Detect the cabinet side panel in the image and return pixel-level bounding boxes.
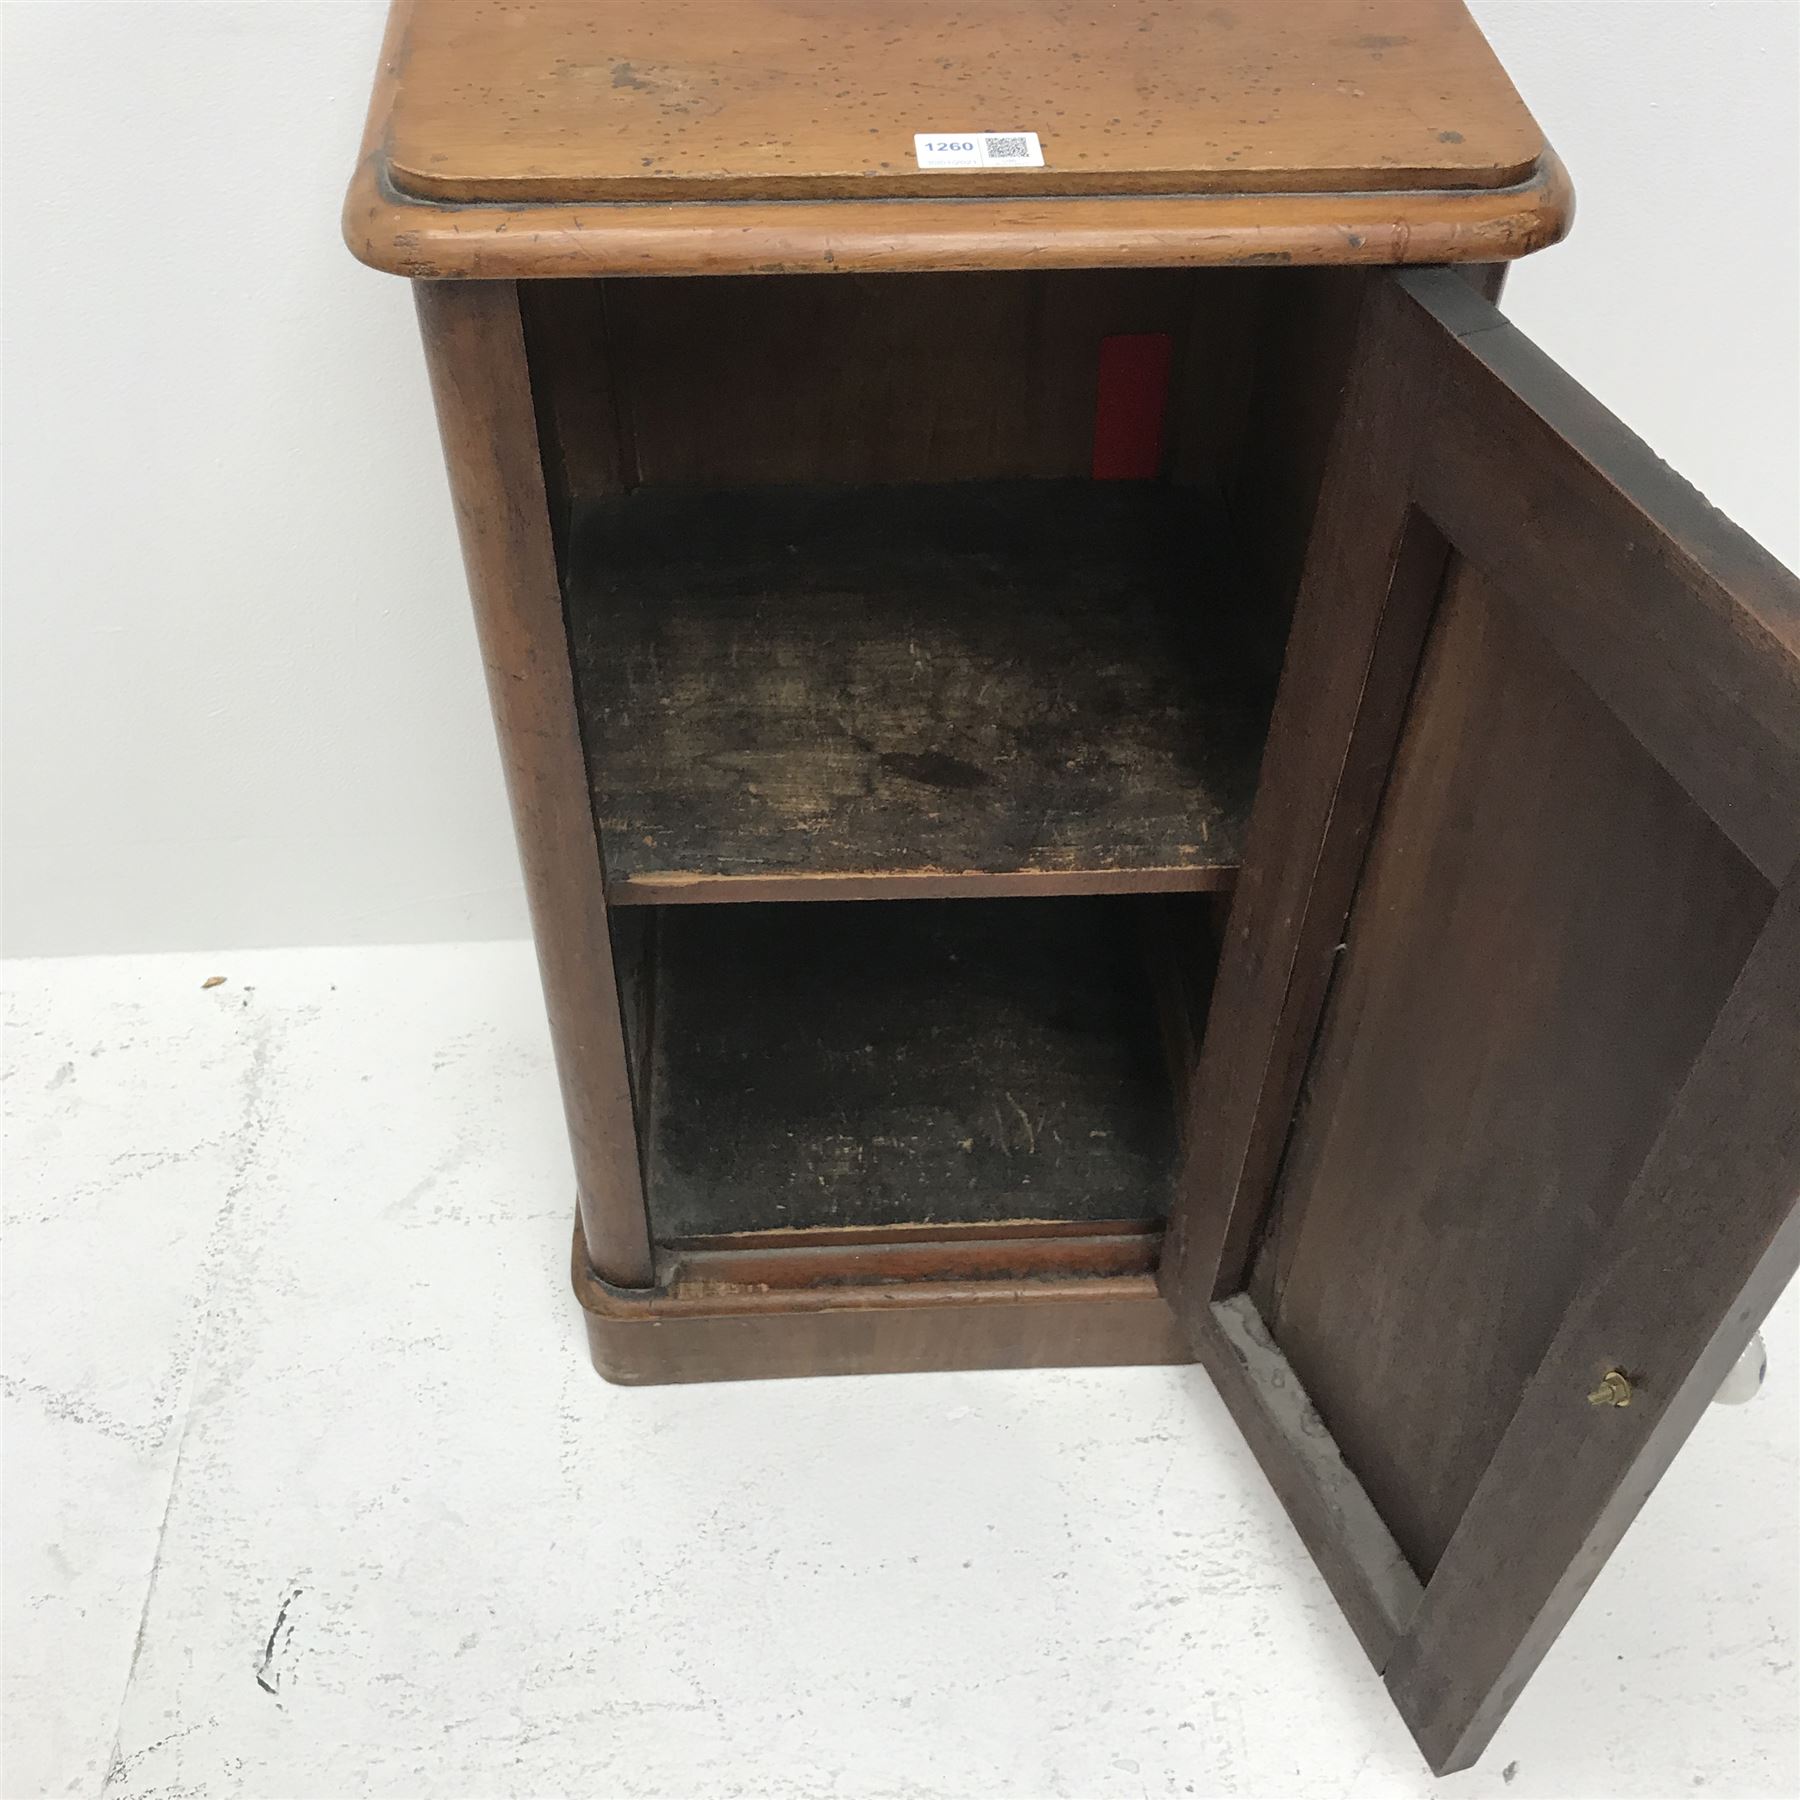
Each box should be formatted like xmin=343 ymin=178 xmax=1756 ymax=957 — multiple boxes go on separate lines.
xmin=1250 ymin=567 xmax=1772 ymax=1577
xmin=1223 ymin=268 xmax=1370 ymax=658
xmin=415 ymin=279 xmax=654 ymax=1286
xmin=518 ymin=281 xmax=633 ymax=559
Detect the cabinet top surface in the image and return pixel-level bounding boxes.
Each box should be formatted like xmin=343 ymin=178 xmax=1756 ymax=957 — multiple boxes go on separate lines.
xmin=381 ymin=0 xmax=1548 ymax=204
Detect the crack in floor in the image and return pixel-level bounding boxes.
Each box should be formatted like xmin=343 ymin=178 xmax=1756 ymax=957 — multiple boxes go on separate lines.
xmin=96 ymin=1002 xmax=286 ymax=1799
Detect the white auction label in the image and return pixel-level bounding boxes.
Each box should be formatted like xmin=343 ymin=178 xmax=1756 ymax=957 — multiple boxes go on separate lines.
xmin=913 ymin=132 xmax=1045 ymax=170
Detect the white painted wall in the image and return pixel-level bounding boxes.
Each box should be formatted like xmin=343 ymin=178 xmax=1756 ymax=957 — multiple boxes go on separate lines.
xmin=3 ymin=1 xmax=1796 ymax=957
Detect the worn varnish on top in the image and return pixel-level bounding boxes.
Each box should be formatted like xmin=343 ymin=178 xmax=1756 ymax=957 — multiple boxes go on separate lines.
xmin=388 ymin=0 xmax=1547 ymax=201
xmin=350 ymin=0 xmax=1570 ymax=275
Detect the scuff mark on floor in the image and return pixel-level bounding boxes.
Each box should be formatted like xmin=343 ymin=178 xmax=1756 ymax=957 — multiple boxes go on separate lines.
xmin=255 ymin=1584 xmax=304 ymax=1697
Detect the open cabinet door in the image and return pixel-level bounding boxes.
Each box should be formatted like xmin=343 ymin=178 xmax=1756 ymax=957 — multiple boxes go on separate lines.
xmin=1162 ymin=268 xmax=1800 ymax=1774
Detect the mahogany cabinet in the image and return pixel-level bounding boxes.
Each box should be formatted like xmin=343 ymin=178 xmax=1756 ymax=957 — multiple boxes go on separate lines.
xmin=348 ymin=0 xmax=1799 ymax=1774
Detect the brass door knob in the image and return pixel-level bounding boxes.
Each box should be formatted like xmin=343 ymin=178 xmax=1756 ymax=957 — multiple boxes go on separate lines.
xmin=1588 ymin=1369 xmax=1632 ymax=1408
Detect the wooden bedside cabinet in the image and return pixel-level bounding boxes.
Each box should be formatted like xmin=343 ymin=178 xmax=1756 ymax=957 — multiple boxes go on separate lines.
xmin=347 ymin=0 xmax=1799 ymax=1773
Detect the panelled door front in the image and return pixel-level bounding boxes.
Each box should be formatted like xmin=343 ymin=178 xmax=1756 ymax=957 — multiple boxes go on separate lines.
xmin=1164 ymin=268 xmax=1800 ymax=1773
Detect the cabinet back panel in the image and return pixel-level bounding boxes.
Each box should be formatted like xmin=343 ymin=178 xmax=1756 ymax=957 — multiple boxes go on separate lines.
xmin=1247 ymin=565 xmax=1773 ymax=1580
xmin=523 ymin=270 xmax=1269 ymax=496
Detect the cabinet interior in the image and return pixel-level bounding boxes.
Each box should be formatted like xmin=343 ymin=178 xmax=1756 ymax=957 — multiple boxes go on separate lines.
xmin=522 ymin=267 xmax=1365 ymax=1263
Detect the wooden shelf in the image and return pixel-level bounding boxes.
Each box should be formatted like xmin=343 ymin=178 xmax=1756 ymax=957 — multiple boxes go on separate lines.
xmin=638 ymin=898 xmax=1178 ymax=1239
xmin=567 ymin=481 xmax=1270 ymax=904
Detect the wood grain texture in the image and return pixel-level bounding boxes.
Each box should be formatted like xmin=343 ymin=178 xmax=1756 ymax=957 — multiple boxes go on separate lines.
xmin=1248 ymin=565 xmax=1773 ymax=1577
xmin=384 ymin=0 xmax=1549 ymax=204
xmin=574 ymin=1223 xmax=1191 ymax=1383
xmin=601 ymin=271 xmax=1218 ymax=488
xmin=568 ymin=483 xmax=1269 ymax=901
xmin=1224 ymin=268 xmax=1372 ymax=656
xmin=660 ymin=1216 xmax=1163 ymax=1252
xmin=414 ymin=281 xmax=654 ymax=1287
xmin=343 ymin=0 xmax=1569 ymax=277
xmin=345 ymin=0 xmax=1570 ymax=282
xmin=1160 ymin=276 xmax=1442 ymax=1315
xmin=521 ymin=270 xmax=1267 ymax=560
xmin=640 ymin=898 xmax=1177 ymax=1236
xmin=667 ymin=1226 xmax=1161 ymax=1289
xmin=517 ymin=281 xmax=630 ymax=555
xmin=347 ymin=152 xmax=1574 ymax=280
xmin=1387 ymin=876 xmax=1800 ymax=1772
xmin=1403 ymin=277 xmax=1800 ymax=886
xmin=1139 ymin=892 xmax=1228 ymax=1139
xmin=1164 ymin=266 xmax=1800 ymax=1774
xmin=1170 ymin=272 xmax=1270 ymax=493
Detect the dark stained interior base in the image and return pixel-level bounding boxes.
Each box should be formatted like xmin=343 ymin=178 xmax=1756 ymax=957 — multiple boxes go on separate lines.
xmin=567 ymin=480 xmax=1271 ymax=902
xmin=636 ymin=896 xmax=1184 ymax=1239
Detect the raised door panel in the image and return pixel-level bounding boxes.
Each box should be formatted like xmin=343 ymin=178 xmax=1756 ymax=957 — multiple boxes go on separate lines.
xmin=1248 ymin=559 xmax=1773 ymax=1580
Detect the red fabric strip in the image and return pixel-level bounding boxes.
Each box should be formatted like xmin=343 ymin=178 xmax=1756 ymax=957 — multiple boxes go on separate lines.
xmin=1091 ymin=332 xmax=1174 ymax=481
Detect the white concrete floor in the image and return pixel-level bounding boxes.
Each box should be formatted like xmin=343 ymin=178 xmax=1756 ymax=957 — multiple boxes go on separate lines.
xmin=3 ymin=942 xmax=1795 ymax=1800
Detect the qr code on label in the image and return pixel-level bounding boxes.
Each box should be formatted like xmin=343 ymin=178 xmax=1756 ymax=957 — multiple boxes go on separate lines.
xmin=913 ymin=131 xmax=1046 ymax=170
